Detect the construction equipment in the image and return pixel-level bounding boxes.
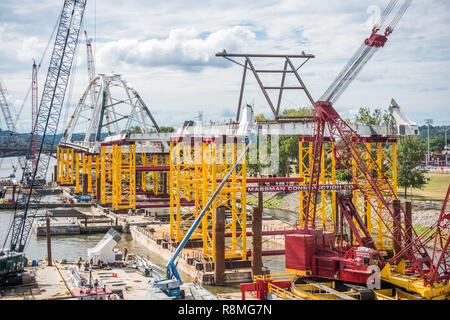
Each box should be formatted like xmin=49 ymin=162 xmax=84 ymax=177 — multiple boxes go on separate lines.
xmin=293 ymin=0 xmax=449 ymax=299
xmin=30 ymin=61 xmax=39 ymax=177
xmin=0 ymin=79 xmax=27 ymax=177
xmin=1 ymin=0 xmax=87 ymax=282
xmin=155 ymin=138 xmax=252 ymax=297
xmin=67 ymin=194 xmax=91 ymax=202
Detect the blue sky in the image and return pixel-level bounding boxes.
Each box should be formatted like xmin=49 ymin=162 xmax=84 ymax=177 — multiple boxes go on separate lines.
xmin=0 ymin=0 xmax=449 ymax=132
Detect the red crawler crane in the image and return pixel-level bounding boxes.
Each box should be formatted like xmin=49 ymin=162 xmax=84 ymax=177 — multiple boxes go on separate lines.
xmin=241 ymin=1 xmax=448 ymax=300
xmin=298 ymin=0 xmax=449 ymax=296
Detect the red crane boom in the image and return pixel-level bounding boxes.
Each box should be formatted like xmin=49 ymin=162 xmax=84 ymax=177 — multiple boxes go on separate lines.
xmin=302 ymin=0 xmax=449 ymax=287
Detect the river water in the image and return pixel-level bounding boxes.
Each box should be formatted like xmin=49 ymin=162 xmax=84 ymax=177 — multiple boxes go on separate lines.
xmin=0 ymin=156 xmax=57 ymax=182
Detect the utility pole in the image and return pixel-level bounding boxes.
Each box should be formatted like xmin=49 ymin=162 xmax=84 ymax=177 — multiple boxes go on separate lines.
xmin=425 ymin=119 xmax=433 ymax=167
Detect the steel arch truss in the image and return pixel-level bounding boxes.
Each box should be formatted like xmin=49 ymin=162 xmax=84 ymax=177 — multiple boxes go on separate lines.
xmin=61 ymin=73 xmax=160 ymax=148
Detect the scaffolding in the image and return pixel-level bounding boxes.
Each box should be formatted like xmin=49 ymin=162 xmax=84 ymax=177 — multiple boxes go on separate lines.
xmin=169 ymin=137 xmax=203 ymax=242
xmin=169 ymin=136 xmax=248 ymax=261
xmin=299 ymin=137 xmax=336 ymax=232
xmin=351 ymin=137 xmax=397 ymax=250
xmin=202 ymin=137 xmax=247 ymax=261
xmin=75 ymin=151 xmax=84 ymax=193
xmin=100 ymin=143 xmax=114 ymax=205
xmin=82 ymin=152 xmax=99 ymax=196
xmin=57 ymin=146 xmax=75 ymax=185
xmin=112 ymin=142 xmax=136 ymax=210
xmin=298 ymin=136 xmax=398 ymax=250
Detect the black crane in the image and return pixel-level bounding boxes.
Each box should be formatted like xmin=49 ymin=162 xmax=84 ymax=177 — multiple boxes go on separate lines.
xmin=1 ymin=0 xmax=87 ymax=282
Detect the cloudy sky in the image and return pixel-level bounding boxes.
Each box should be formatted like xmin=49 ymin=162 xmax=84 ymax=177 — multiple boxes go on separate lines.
xmin=0 ymin=0 xmax=449 ymax=133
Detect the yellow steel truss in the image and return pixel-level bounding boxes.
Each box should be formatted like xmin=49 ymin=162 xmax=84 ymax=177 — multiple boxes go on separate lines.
xmin=202 ymin=138 xmax=247 ymax=261
xmin=352 ymin=138 xmax=397 ymax=250
xmin=81 ymin=153 xmax=99 ymax=195
xmin=57 ymin=147 xmax=75 ymax=185
xmin=169 ymin=138 xmax=203 ymax=242
xmin=112 ymin=142 xmax=136 ymax=210
xmin=140 ymin=153 xmax=169 ymax=195
xmin=75 ymin=151 xmax=84 ymax=193
xmin=169 ymin=137 xmax=247 ymax=261
xmin=299 ymin=138 xmax=336 ymax=232
xmin=100 ymin=144 xmax=114 ymax=205
xmin=298 ymin=137 xmax=397 ymax=249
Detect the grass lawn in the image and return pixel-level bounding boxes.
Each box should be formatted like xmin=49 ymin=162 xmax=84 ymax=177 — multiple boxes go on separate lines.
xmin=406 ymin=173 xmax=450 ymax=202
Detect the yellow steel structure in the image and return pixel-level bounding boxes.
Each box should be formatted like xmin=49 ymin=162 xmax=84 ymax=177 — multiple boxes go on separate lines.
xmin=299 ymin=137 xmax=336 ymax=232
xmin=100 ymin=143 xmax=114 ymax=205
xmin=112 ymin=142 xmax=136 ymax=210
xmin=81 ymin=153 xmax=99 ymax=195
xmin=298 ymin=136 xmax=398 ymax=250
xmin=140 ymin=153 xmax=169 ymax=195
xmin=57 ymin=146 xmax=75 ymax=185
xmin=169 ymin=138 xmax=203 ymax=242
xmin=351 ymin=137 xmax=397 ymax=250
xmin=268 ymin=283 xmax=305 ymax=300
xmin=380 ymin=262 xmax=450 ymax=300
xmin=201 ymin=137 xmax=247 ymax=261
xmin=169 ymin=136 xmax=248 ymax=262
xmin=75 ymin=151 xmax=84 ymax=193
xmin=140 ymin=153 xmax=150 ymax=192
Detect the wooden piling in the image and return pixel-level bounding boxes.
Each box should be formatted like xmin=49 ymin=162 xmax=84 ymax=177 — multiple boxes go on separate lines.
xmin=82 ymin=174 xmax=88 ymax=195
xmin=46 ymin=218 xmax=52 ymax=266
xmin=251 ymin=207 xmax=263 ymax=277
xmin=214 ymin=206 xmax=226 ymax=285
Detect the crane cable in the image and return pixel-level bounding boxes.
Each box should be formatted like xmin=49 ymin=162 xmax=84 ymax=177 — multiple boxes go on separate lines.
xmin=388 ymin=0 xmax=412 ymax=31
xmin=13 ymin=14 xmax=60 ymax=130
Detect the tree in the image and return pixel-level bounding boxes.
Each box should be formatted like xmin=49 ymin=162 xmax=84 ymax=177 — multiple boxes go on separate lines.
xmin=127 ymin=126 xmax=142 ymax=134
xmin=354 ymin=107 xmax=394 ymax=126
xmin=336 ymin=106 xmax=396 ymax=182
xmin=160 ymin=126 xmax=175 ymax=133
xmin=254 ymin=113 xmax=268 ymax=122
xmin=397 ymin=136 xmax=427 ymax=199
xmin=250 ymin=107 xmax=313 ymax=177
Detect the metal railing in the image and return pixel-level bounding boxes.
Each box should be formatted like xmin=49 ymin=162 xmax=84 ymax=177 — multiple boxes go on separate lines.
xmin=267 ymin=283 xmax=304 ymax=300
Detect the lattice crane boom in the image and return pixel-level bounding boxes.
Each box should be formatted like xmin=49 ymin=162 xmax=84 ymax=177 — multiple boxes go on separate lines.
xmin=6 ymin=0 xmax=87 ymax=253
xmin=320 ymin=0 xmax=412 ymax=104
xmin=305 ymin=0 xmax=412 ymax=230
xmin=31 ymin=60 xmax=39 ymax=175
xmin=304 ymin=0 xmax=449 ymax=287
xmin=0 ymin=80 xmax=27 ymax=172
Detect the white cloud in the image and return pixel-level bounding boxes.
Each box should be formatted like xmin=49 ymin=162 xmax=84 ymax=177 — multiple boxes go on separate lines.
xmin=0 ymin=0 xmax=449 ymax=130
xmin=96 ymin=26 xmax=256 ymax=71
